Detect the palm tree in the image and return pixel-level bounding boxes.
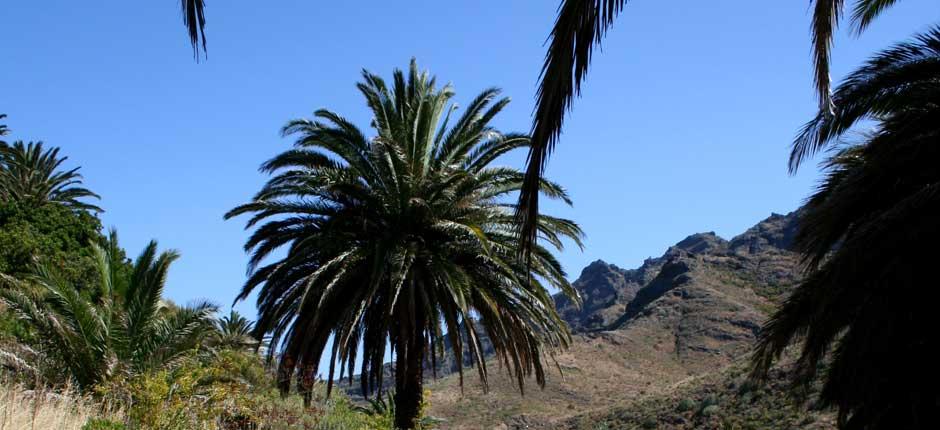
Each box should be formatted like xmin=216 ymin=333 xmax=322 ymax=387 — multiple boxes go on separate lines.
xmin=208 ymin=309 xmax=259 ymax=353
xmin=226 ymin=59 xmax=583 ymax=429
xmin=0 ymin=141 xmax=102 ymax=212
xmin=751 ymin=26 xmax=940 ymax=429
xmin=0 ymin=230 xmax=217 ymax=389
xmin=517 ymin=0 xmax=913 ymax=251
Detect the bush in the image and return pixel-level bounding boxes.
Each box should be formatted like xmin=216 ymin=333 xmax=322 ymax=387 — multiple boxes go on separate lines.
xmin=701 ymin=405 xmax=721 ymax=417
xmin=699 ymin=394 xmax=719 ymax=411
xmin=0 ymin=201 xmax=105 ymax=290
xmin=677 ymin=398 xmax=697 ymax=412
xmin=95 ymin=350 xmax=384 ymax=430
xmin=736 ymin=379 xmax=760 ymax=396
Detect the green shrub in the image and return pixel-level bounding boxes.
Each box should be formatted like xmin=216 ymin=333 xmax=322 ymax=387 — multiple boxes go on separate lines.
xmin=677 ymin=398 xmax=697 ymax=412
xmin=736 ymin=379 xmax=760 ymax=396
xmin=94 ymin=350 xmax=386 ymax=430
xmin=702 ymin=405 xmax=721 ymax=417
xmin=699 ymin=394 xmax=719 ymax=411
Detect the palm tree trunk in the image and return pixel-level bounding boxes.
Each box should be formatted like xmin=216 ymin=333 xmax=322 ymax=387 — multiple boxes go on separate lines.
xmin=393 ymin=307 xmax=426 ymax=429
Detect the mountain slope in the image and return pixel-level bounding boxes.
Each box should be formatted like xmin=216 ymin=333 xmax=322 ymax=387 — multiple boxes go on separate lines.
xmin=426 ymin=211 xmax=823 ymax=429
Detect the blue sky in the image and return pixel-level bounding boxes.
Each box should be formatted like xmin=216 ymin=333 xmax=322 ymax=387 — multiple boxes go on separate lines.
xmin=2 ymin=0 xmax=937 ymax=321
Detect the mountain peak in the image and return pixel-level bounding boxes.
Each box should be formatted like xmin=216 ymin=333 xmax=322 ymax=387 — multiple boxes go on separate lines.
xmin=670 ymin=231 xmax=728 ymax=255
xmin=729 ymin=211 xmax=800 ymax=254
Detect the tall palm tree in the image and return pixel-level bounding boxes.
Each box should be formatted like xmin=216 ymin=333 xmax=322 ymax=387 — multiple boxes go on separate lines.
xmin=0 ymin=141 xmax=102 ymax=212
xmin=751 ymin=26 xmax=940 ymax=429
xmin=226 ymin=59 xmax=583 ymax=429
xmin=0 ymin=230 xmax=217 ymax=389
xmin=518 ymin=0 xmax=912 ymax=251
xmin=209 ymin=309 xmax=259 ymax=353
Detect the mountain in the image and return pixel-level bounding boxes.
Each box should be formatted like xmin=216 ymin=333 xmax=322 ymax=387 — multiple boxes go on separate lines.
xmin=425 ymin=211 xmax=829 ymax=429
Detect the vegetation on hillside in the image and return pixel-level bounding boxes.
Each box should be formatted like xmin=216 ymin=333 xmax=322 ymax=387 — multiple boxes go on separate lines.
xmin=562 ymin=359 xmax=834 ymax=430
xmin=227 ymin=59 xmax=583 ymax=429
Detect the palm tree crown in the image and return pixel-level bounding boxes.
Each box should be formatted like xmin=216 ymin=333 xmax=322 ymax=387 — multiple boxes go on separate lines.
xmin=0 ymin=141 xmax=102 ymax=212
xmin=227 ymin=59 xmax=583 ymax=429
xmin=209 ymin=310 xmax=259 ymax=353
xmin=0 ymin=230 xmax=217 ymax=388
xmin=752 ymin=26 xmax=940 ymax=429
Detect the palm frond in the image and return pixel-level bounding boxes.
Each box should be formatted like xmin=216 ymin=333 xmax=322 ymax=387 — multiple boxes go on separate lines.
xmin=520 ymin=0 xmax=627 ymax=258
xmin=181 ymin=0 xmax=207 ymax=60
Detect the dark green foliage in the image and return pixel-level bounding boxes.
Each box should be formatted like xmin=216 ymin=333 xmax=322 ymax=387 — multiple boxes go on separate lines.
xmin=0 ymin=141 xmax=102 ymax=213
xmin=0 ymin=201 xmax=104 ymax=289
xmin=228 ymin=59 xmax=582 ymax=429
xmin=753 ymin=26 xmax=940 ymax=429
xmin=677 ymin=398 xmax=696 ymax=413
xmin=0 ymin=231 xmax=217 ymax=389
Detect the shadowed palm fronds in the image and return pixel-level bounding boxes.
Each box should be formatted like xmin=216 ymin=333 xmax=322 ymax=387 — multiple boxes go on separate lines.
xmin=752 ymin=26 xmax=940 ymax=430
xmin=227 ymin=59 xmax=583 ymax=429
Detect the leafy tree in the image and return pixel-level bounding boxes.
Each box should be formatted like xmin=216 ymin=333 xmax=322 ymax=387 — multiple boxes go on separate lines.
xmin=0 ymin=141 xmax=102 ymax=212
xmin=0 ymin=230 xmax=217 ymax=389
xmin=0 ymin=200 xmax=104 ymax=289
xmin=516 ymin=0 xmax=915 ymax=251
xmin=227 ymin=59 xmax=583 ymax=429
xmin=751 ymin=27 xmax=940 ymax=429
xmin=208 ymin=309 xmax=259 ymax=353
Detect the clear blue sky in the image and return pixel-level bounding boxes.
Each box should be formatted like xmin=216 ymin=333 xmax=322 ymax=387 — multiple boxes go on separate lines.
xmin=2 ymin=0 xmax=936 ymax=320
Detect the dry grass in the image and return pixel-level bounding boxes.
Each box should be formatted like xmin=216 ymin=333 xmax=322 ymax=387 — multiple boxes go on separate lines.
xmin=0 ymin=384 xmax=118 ymax=430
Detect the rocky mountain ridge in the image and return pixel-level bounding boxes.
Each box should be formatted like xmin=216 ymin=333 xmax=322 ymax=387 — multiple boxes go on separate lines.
xmin=426 ymin=211 xmax=815 ymax=428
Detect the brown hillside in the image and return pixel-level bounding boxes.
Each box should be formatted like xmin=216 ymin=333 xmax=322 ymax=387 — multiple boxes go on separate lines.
xmin=425 ymin=211 xmax=826 ymax=429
